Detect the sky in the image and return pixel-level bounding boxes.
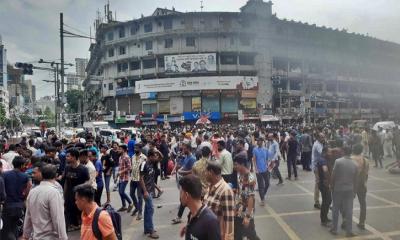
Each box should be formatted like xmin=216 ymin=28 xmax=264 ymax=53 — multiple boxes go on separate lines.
xmin=0 ymin=0 xmax=399 ymax=98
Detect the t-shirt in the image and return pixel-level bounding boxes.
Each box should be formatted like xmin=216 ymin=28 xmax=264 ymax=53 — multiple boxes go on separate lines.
xmin=185 ymin=206 xmax=221 ymax=240
xmin=81 ymin=206 xmax=114 ymax=240
xmin=140 ymin=161 xmax=155 ymax=194
xmin=252 ymin=147 xmax=268 ymax=173
xmin=64 ymin=165 xmax=90 ymax=199
xmin=181 ymin=154 xmax=196 ymax=171
xmin=101 ymin=154 xmax=113 ymax=176
xmin=127 ymin=140 xmax=136 ymax=158
xmin=109 ymin=149 xmax=120 ymax=167
xmin=3 ymin=170 xmax=29 ymax=208
xmin=94 ymin=159 xmax=104 ymax=188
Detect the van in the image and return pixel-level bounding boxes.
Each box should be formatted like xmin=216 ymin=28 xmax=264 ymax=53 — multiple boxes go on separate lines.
xmin=99 ymin=129 xmax=121 ymax=143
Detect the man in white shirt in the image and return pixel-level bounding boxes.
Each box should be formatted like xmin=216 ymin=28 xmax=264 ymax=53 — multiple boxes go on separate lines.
xmin=2 ymin=144 xmax=19 ymax=168
xmin=22 ymin=164 xmax=67 ymax=240
xmin=80 ymin=149 xmax=97 ymax=190
xmin=216 ymin=140 xmax=233 ymax=185
xmin=199 ymin=135 xmax=212 ymax=151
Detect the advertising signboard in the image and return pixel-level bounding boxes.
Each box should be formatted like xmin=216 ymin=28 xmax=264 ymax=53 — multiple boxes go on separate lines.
xmin=164 ymin=53 xmax=217 ymax=74
xmin=135 ymin=76 xmax=258 ymax=93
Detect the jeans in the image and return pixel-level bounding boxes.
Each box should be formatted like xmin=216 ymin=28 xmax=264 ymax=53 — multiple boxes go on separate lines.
xmin=256 ymin=171 xmax=270 ymax=201
xmin=144 ymin=195 xmax=154 ymax=234
xmin=313 ymin=169 xmax=320 ymax=204
xmin=118 ymin=180 xmax=132 ymax=207
xmin=273 ymin=161 xmax=283 ymax=183
xmin=104 ymin=174 xmax=111 ymax=193
xmin=319 ymin=184 xmax=332 ymax=223
xmin=287 ymin=155 xmax=298 ymax=178
xmin=234 ymin=217 xmax=260 ymax=240
xmin=130 ymin=181 xmax=143 ymax=213
xmin=357 ymin=189 xmax=367 ymax=226
xmin=332 ymin=190 xmax=354 ymax=234
xmin=1 ymin=207 xmax=24 ymax=240
xmin=95 ymin=186 xmax=104 ymax=206
xmin=301 ymin=151 xmax=312 ymax=170
xmin=161 ymin=159 xmax=168 ymax=178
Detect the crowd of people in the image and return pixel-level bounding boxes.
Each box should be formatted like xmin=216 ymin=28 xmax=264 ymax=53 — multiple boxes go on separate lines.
xmin=0 ymin=122 xmax=399 ymax=240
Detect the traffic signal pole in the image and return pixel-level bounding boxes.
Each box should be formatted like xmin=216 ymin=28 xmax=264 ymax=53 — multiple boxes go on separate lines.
xmin=60 ymin=13 xmax=65 ymax=132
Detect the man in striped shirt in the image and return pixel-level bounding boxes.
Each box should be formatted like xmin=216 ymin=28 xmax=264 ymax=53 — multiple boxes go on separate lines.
xmin=204 ymin=162 xmax=235 ymax=240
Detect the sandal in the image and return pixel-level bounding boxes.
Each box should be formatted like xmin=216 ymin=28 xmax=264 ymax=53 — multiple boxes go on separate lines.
xmin=171 ymin=217 xmax=182 ymax=224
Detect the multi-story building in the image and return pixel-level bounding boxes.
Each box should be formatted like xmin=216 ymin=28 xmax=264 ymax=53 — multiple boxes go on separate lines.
xmin=66 ymin=73 xmax=81 ymax=91
xmin=84 ymin=0 xmax=400 ymax=125
xmin=0 ymin=36 xmax=9 ymax=117
xmin=7 ymin=64 xmax=24 ymax=111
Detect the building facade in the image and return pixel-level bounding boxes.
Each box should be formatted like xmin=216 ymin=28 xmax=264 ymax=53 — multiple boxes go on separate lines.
xmin=84 ymin=0 xmax=400 ymax=125
xmin=0 ymin=36 xmax=9 ymax=117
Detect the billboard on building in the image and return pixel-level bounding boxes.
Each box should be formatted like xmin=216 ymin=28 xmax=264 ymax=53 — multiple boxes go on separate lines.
xmin=135 ymin=76 xmax=258 ymax=93
xmin=164 ymin=53 xmax=216 ymax=74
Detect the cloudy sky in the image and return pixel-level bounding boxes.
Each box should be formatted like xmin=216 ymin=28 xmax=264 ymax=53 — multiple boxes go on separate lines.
xmin=1 ymin=0 xmax=399 ymax=98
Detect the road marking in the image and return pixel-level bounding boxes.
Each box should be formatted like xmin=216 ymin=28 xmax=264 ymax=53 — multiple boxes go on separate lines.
xmin=369 ymin=175 xmax=400 ymax=188
xmin=263 ymin=204 xmax=302 ymax=240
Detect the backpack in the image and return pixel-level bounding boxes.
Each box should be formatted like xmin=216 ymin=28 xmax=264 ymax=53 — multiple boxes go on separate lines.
xmin=92 ymin=204 xmax=122 ymax=240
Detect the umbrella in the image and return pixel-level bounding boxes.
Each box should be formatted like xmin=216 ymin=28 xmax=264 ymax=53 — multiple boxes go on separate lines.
xmin=372 ymin=121 xmax=396 ymax=131
xmin=196 ymin=118 xmax=211 ymax=125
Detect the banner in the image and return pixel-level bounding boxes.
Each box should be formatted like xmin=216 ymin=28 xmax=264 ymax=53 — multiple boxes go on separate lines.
xmin=240 ymin=99 xmax=257 ymax=110
xmin=135 ymin=76 xmax=259 ymax=93
xmin=183 ymin=112 xmax=221 ymax=121
xmin=164 ymin=53 xmax=216 ymax=74
xmin=192 ymin=97 xmax=201 ymax=112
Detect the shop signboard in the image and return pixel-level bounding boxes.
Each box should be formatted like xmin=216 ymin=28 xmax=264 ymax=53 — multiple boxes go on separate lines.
xmin=183 ymin=112 xmax=221 ymax=121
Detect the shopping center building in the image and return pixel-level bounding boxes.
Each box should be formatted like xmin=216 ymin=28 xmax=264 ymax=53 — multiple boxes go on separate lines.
xmin=83 ymin=0 xmax=400 ymax=125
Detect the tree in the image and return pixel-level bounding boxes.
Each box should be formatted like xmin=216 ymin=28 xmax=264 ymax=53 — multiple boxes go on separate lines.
xmin=66 ymin=89 xmax=83 ymax=113
xmin=0 ymin=104 xmax=7 ymax=127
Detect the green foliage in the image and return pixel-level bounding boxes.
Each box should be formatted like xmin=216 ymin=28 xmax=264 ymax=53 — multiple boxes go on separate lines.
xmin=66 ymin=89 xmax=83 ymax=113
xmin=0 ymin=104 xmax=7 ymax=127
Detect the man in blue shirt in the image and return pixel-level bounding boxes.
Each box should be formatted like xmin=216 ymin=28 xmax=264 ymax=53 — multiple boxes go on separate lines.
xmin=128 ymin=134 xmax=136 ymax=158
xmin=252 ymin=137 xmax=269 ymax=206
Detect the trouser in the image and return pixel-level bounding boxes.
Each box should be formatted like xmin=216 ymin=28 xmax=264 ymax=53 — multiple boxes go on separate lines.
xmin=373 ymin=151 xmax=383 ymax=167
xmin=65 ymin=196 xmax=81 ymax=226
xmin=104 ymin=174 xmax=111 ymax=193
xmin=319 ymin=184 xmax=332 ymax=223
xmin=112 ymin=167 xmax=119 ymax=190
xmin=362 ymin=144 xmax=369 ymax=157
xmin=314 ymin=169 xmax=320 ymax=204
xmin=118 ymin=180 xmax=132 ymax=207
xmin=130 ymin=181 xmax=143 ymax=213
xmin=273 ymin=161 xmax=283 ymax=183
xmin=256 ymin=171 xmax=270 ymax=201
xmin=144 ymin=195 xmax=154 ymax=234
xmin=384 ymin=141 xmax=393 ymax=157
xmin=1 ymin=206 xmax=24 ymax=240
xmin=222 ymin=174 xmax=233 ymax=185
xmin=332 ymin=190 xmax=354 ymax=234
xmin=95 ymin=186 xmax=104 ymax=206
xmin=357 ymin=189 xmax=367 ymax=226
xmin=234 ymin=217 xmax=260 ymax=240
xmin=231 ymin=170 xmax=238 ymax=189
xmin=161 ymin=159 xmax=168 ymax=178
xmin=177 ymin=203 xmax=186 ymax=218
xmin=287 ymin=155 xmax=298 ymax=178
xmin=301 ymin=151 xmax=311 ymax=170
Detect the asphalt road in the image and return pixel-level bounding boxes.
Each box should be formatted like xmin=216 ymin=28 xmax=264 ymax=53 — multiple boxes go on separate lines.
xmin=69 ymin=157 xmax=400 ymax=240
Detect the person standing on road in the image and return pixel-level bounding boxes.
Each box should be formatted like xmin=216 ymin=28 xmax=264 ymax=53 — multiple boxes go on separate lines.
xmin=311 ymin=133 xmax=325 ymax=209
xmin=216 ymin=140 xmax=234 ymax=185
xmin=204 ymin=161 xmax=235 ymax=240
xmin=234 ymin=155 xmax=260 ymax=240
xmin=109 ymin=142 xmax=121 ymax=192
xmin=117 ymin=144 xmax=133 ymax=213
xmin=159 ymin=135 xmax=170 ymax=180
xmin=317 ymin=147 xmax=332 ymax=227
xmin=140 ymin=149 xmax=159 ymax=239
xmin=267 ymin=133 xmax=283 ymax=185
xmin=251 ymin=137 xmax=269 ymax=206
xmin=300 ymin=128 xmax=313 ymax=171
xmin=351 ymin=143 xmax=369 ymax=230
xmin=179 ymin=175 xmax=221 ymax=240
xmin=330 ymin=146 xmax=358 ymax=237
xmin=130 ymin=144 xmax=146 ymax=220
xmin=22 ymin=164 xmax=67 ymax=240
xmin=286 ymin=132 xmax=299 ymax=181
xmin=192 ymin=146 xmax=211 ymax=197
xmin=100 ymin=144 xmax=112 ymax=205
xmin=89 ymin=149 xmax=104 ymax=206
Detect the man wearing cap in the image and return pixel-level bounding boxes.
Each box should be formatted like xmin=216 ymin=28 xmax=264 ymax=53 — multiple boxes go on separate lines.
xmin=252 ymin=137 xmax=269 ymax=206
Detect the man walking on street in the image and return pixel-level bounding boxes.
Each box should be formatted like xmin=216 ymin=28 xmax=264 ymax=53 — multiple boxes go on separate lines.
xmin=267 ymin=133 xmax=283 ymax=185
xmin=252 ymin=137 xmax=269 ymax=206
xmin=117 ymin=144 xmax=133 ymax=212
xmin=312 ymin=133 xmax=325 ymax=209
xmin=300 ymin=128 xmax=313 ymax=171
xmin=216 ymin=140 xmax=234 ymax=185
xmin=130 ymin=144 xmax=146 ymax=219
xmin=330 ymin=146 xmax=359 ymax=237
xmin=352 ymin=144 xmax=369 ymax=230
xmin=287 ymin=132 xmax=299 ymax=180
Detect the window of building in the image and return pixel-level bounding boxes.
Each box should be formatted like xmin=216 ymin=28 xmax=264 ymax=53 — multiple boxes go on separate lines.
xmin=186 ymin=37 xmax=196 ymax=47
xmin=104 ymin=84 xmax=107 ymax=88
xmin=118 ymin=27 xmax=125 ymax=38
xmin=239 ymin=55 xmax=254 ymax=65
xmin=165 ymin=38 xmax=173 ymax=48
xmin=158 ymin=57 xmax=164 ymax=68
xmin=108 ymin=83 xmax=113 ymax=90
xmin=130 ymin=24 xmax=139 ymax=35
xmin=107 ymin=31 xmax=114 ymax=41
xmin=143 ymin=59 xmax=156 ymax=69
xmin=240 ymin=36 xmax=251 ymax=46
xmin=220 ymin=54 xmax=237 ymax=65
xmin=289 ymin=80 xmax=302 ymax=90
xmin=145 ymin=41 xmax=153 ymax=50
xmin=108 ymin=48 xmax=114 ymax=57
xmin=130 ymin=61 xmax=140 ymax=70
xmin=230 ymin=37 xmax=235 ymax=45
xmin=164 ymin=19 xmax=173 ymax=30
xmin=119 ymin=46 xmax=126 ymax=55
xmin=143 ymin=103 xmax=157 ymax=113
xmin=117 ymin=62 xmax=128 ymax=72
xmin=326 ymin=82 xmax=337 ymax=92
xmin=144 ymin=22 xmax=153 ymax=33
xmin=128 ymin=79 xmax=135 ymax=87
